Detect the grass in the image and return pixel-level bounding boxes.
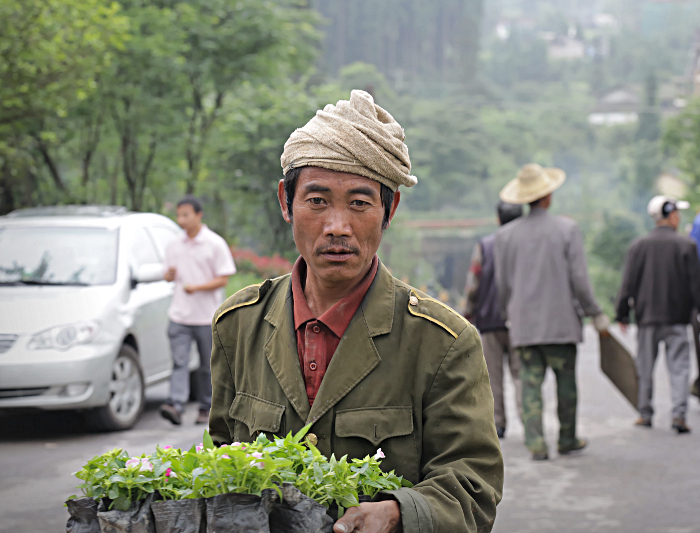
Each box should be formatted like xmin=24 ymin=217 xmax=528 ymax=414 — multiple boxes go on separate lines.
xmin=225 ymin=272 xmax=265 ymax=298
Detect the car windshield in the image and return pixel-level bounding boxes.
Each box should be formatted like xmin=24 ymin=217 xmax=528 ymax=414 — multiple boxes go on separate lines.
xmin=0 ymin=226 xmax=119 ymax=286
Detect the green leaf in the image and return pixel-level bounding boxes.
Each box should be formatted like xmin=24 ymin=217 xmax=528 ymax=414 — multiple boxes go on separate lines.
xmin=113 ymin=495 xmax=130 ymax=511
xmin=293 ymin=424 xmax=312 ymax=443
xmin=202 ymin=430 xmax=215 ymax=450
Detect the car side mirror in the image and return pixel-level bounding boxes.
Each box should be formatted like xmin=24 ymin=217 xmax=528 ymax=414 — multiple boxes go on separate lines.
xmin=134 ymin=263 xmax=166 ymax=285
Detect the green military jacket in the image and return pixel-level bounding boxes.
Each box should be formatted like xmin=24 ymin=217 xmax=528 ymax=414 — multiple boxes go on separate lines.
xmin=209 ymin=262 xmax=504 ymax=533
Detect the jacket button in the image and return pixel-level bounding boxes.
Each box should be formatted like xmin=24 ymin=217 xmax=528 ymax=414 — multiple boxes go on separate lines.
xmin=409 ymin=295 xmax=419 ymax=306
xmin=312 ymin=325 xmax=320 ymax=333
xmin=306 ymin=433 xmax=318 ymax=446
xmin=309 ymin=362 xmax=317 ymax=371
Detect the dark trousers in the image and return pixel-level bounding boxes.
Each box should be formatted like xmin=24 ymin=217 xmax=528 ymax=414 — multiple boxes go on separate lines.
xmin=167 ymin=320 xmax=212 ymax=412
xmin=517 ymin=344 xmax=577 ymax=454
xmin=691 ymin=309 xmax=700 ymax=396
xmin=481 ymin=330 xmax=523 ymax=429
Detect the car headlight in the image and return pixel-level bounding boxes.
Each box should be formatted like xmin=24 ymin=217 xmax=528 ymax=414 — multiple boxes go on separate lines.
xmin=27 ymin=321 xmax=101 ymax=350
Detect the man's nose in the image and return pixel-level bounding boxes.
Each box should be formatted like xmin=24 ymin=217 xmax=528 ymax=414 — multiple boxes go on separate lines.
xmin=324 ymin=207 xmax=352 ymax=237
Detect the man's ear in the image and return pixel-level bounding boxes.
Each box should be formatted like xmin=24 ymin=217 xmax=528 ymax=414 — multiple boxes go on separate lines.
xmin=278 ymin=179 xmax=292 ymax=224
xmin=386 ymin=190 xmax=401 ymax=227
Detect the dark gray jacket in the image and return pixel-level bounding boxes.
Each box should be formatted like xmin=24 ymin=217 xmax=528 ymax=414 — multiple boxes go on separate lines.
xmin=615 ymin=226 xmax=700 ymax=326
xmin=474 ymin=234 xmax=507 ymax=333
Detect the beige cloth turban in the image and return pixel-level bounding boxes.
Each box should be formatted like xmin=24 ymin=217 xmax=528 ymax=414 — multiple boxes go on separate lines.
xmin=280 ymin=90 xmax=417 ymax=191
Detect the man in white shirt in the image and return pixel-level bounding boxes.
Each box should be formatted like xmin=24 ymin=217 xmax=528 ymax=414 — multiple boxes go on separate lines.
xmin=161 ymin=196 xmax=236 ymax=425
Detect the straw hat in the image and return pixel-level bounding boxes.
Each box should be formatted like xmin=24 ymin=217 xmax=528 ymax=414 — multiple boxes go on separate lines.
xmin=499 ymin=164 xmax=566 ymax=205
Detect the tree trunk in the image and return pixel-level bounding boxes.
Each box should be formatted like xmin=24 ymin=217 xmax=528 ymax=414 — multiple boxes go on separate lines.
xmin=0 ymin=163 xmax=15 ymax=215
xmin=34 ymin=136 xmax=65 ymax=192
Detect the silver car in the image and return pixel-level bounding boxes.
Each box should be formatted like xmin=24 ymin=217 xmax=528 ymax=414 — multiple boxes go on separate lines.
xmin=0 ymin=205 xmax=195 ymax=430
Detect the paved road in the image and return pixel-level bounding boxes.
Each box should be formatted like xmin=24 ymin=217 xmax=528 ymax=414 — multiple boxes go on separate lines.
xmin=0 ymin=326 xmax=698 ymax=533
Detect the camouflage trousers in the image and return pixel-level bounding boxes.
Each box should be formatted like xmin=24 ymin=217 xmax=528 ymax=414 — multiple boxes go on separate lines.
xmin=516 ymin=344 xmax=578 ymax=454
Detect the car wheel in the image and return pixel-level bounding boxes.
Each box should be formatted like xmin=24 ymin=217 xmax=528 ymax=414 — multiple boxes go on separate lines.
xmin=87 ymin=344 xmax=145 ymax=431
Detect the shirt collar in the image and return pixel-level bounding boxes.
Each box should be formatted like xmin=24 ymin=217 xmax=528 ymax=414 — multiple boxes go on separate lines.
xmin=291 ymin=255 xmax=379 ymax=338
xmin=182 ymin=224 xmax=208 ymax=243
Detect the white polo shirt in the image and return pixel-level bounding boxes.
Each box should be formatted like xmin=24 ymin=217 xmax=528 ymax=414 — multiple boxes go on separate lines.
xmin=165 ymin=225 xmax=236 ymax=325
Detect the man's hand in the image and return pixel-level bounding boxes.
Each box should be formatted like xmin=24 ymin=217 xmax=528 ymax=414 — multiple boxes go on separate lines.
xmin=184 ymin=284 xmax=197 ymax=294
xmin=619 ymin=322 xmax=628 ymax=334
xmin=164 ymin=267 xmax=176 ymax=282
xmin=333 ymin=501 xmax=401 ymax=533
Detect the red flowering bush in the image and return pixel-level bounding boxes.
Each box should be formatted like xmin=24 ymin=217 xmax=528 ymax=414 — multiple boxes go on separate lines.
xmin=231 ymin=247 xmax=292 ymax=279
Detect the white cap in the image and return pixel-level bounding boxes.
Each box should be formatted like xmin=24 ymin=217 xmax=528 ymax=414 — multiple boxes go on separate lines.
xmin=647 ymin=195 xmax=690 ymax=221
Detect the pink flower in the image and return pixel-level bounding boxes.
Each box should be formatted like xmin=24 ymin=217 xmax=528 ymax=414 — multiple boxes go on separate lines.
xmin=125 ymin=458 xmax=140 ymax=469
xmin=232 ymin=442 xmax=241 ymax=447
xmin=196 ymin=445 xmax=203 ymax=452
xmin=220 ymin=444 xmax=228 ymax=447
xmin=165 ymin=468 xmax=172 ymax=478
xmin=374 ymin=448 xmax=385 ymax=459
xmin=249 ymin=460 xmax=264 ymax=469
xmin=222 ymin=454 xmax=230 ymax=459
xmin=163 ymin=445 xmax=172 ymax=450
xmin=139 ymin=458 xmax=153 ymax=472
xmin=250 ymin=452 xmax=263 ymax=459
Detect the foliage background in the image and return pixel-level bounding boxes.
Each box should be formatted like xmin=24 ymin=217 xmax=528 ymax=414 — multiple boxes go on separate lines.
xmin=3 ymin=0 xmax=700 ymax=314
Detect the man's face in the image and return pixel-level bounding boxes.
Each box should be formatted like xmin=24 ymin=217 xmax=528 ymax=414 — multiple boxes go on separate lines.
xmin=278 ymin=167 xmax=400 ymax=285
xmin=668 ymin=210 xmax=680 ymax=230
xmin=176 ymin=203 xmax=202 ymax=232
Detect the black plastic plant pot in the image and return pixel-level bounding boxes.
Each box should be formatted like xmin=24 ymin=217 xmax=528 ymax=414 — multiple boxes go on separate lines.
xmin=97 ymin=493 xmax=157 ymax=533
xmin=66 ymin=497 xmax=101 ymax=533
xmin=269 ymin=484 xmax=334 ymax=533
xmin=205 ymin=491 xmax=275 ymax=533
xmin=151 ymin=498 xmax=206 ymax=533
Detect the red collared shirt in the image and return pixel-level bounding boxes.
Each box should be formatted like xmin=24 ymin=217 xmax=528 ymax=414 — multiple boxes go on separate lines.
xmin=291 ymin=255 xmax=379 ymax=406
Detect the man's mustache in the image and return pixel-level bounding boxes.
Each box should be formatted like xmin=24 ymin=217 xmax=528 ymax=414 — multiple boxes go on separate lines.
xmin=314 ymin=238 xmax=359 ymax=256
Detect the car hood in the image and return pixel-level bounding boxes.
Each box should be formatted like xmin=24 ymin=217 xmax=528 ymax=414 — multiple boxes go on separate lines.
xmin=0 ymin=285 xmax=120 ymax=334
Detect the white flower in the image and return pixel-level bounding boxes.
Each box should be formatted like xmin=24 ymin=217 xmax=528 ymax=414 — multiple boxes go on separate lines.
xmin=249 ymin=460 xmax=264 ymax=469
xmin=125 ymin=458 xmax=141 ymax=469
xmin=374 ymin=448 xmax=385 ymax=459
xmin=139 ymin=458 xmax=153 ymax=472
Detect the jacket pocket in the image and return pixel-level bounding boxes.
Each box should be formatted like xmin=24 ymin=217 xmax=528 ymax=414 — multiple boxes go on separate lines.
xmin=335 ymin=406 xmax=413 ymax=447
xmin=229 ymin=392 xmax=285 ymax=436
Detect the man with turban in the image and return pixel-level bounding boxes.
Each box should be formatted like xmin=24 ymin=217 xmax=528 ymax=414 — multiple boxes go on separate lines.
xmin=208 ymin=90 xmax=503 ymax=533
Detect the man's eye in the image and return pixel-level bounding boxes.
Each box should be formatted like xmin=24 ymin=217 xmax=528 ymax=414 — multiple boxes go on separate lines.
xmin=309 ymin=197 xmax=326 ymax=205
xmin=351 ymin=200 xmax=370 ymax=207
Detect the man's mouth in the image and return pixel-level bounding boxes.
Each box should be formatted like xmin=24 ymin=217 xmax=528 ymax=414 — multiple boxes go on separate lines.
xmin=316 ymin=246 xmax=358 ymax=261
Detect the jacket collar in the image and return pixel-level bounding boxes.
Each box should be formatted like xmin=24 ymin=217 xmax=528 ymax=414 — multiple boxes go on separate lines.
xmin=528 ymin=207 xmax=548 ymax=217
xmin=653 ymin=225 xmax=676 ymax=234
xmin=263 ymin=261 xmax=395 ymax=424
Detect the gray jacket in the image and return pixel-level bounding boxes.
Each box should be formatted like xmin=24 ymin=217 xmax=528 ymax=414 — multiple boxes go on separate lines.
xmin=494 ymin=208 xmax=602 ymax=347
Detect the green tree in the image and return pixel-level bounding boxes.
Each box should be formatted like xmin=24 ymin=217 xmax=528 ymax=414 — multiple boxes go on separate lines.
xmin=664 ymin=97 xmax=700 ymax=203
xmin=0 ymin=0 xmax=129 ymax=213
xmin=0 ymin=0 xmax=128 ymax=128
xmin=174 ymin=0 xmax=321 ymax=194
xmin=204 ymin=79 xmax=344 ymax=254
xmin=636 ymin=73 xmax=660 ymax=142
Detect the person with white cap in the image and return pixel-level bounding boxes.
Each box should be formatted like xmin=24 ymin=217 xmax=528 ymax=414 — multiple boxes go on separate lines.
xmin=615 ymin=195 xmax=700 ymax=434
xmin=494 ymin=164 xmax=610 ymax=461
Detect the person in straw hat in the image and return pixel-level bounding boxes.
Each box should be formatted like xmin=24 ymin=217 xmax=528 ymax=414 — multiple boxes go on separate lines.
xmin=494 ymin=164 xmax=610 ymax=461
xmin=208 ymin=90 xmax=503 ymax=533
